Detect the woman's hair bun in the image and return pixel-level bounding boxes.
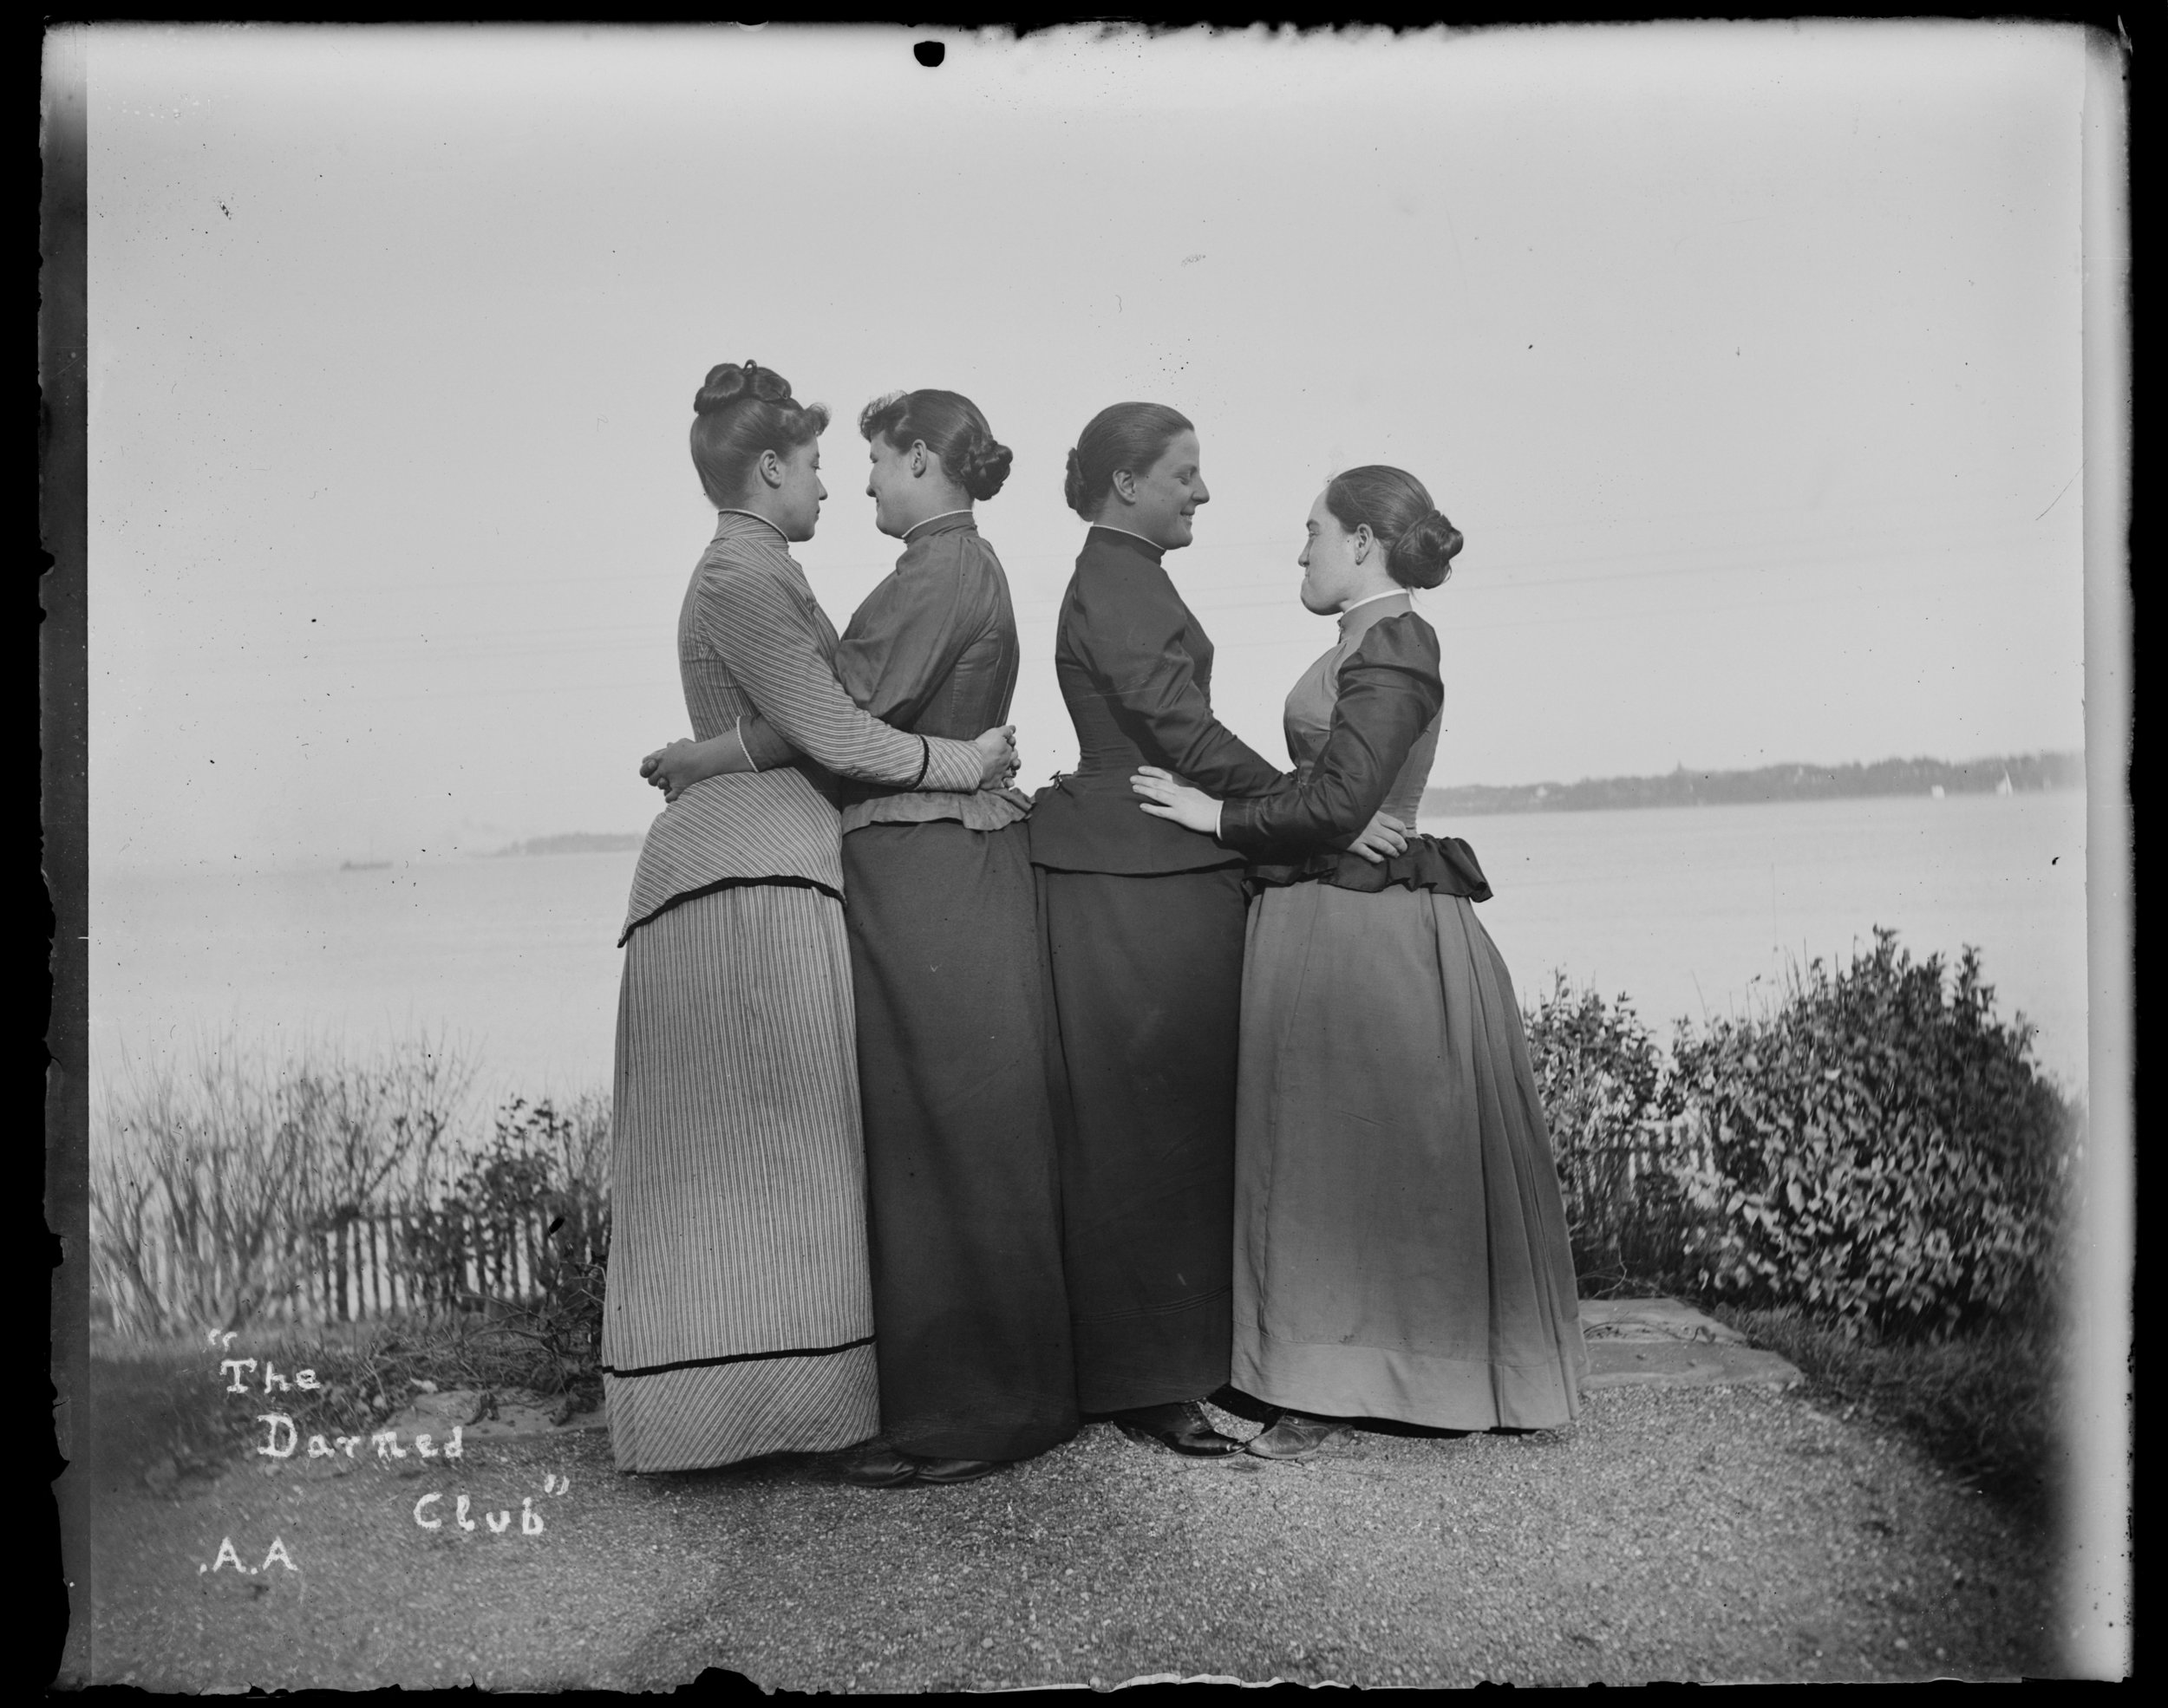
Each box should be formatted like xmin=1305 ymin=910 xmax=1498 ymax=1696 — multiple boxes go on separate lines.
xmin=689 ymin=359 xmax=828 ymax=506
xmin=1387 ymin=508 xmax=1465 ymax=590
xmin=954 ymin=436 xmax=1014 ymax=501
xmin=1062 ymin=446 xmax=1089 ymax=515
xmin=695 ymin=360 xmax=794 ymax=416
xmin=860 ymin=388 xmax=1013 ymax=502
xmin=1323 ymin=465 xmax=1463 ymax=589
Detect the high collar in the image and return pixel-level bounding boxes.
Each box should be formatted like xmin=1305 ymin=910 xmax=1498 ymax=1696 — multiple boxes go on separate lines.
xmin=903 ymin=509 xmax=977 ymax=544
xmin=1337 ymin=588 xmax=1413 ymax=642
xmin=713 ymin=508 xmax=793 ymax=547
xmin=1085 ymin=523 xmax=1166 ymax=564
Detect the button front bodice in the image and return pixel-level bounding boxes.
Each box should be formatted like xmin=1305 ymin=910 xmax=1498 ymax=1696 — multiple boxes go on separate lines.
xmin=1283 ymin=629 xmax=1441 ymax=825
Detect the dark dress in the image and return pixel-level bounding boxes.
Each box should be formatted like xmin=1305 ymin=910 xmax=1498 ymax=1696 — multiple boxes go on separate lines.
xmin=738 ymin=511 xmax=1078 ymax=1462
xmin=1027 ymin=525 xmax=1286 ymax=1413
xmin=1214 ymin=599 xmax=1589 ymax=1430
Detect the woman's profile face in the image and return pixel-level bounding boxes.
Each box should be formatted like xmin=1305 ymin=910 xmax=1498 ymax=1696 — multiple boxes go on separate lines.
xmin=864 ymin=435 xmax=917 ymax=539
xmin=771 ymin=437 xmax=828 ymax=542
xmin=1297 ymin=491 xmax=1361 ymax=615
xmin=1121 ymin=430 xmax=1209 ymax=551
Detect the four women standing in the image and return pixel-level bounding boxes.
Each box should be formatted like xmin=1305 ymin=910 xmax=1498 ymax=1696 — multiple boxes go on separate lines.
xmin=609 ymin=368 xmax=1587 ymax=1481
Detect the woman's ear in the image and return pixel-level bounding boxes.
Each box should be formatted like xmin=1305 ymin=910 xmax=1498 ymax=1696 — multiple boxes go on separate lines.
xmin=1110 ymin=469 xmax=1137 ymax=505
xmin=910 ymin=440 xmax=930 ymax=478
xmin=1352 ymin=525 xmax=1373 ymax=563
xmin=757 ymin=447 xmax=786 ymax=490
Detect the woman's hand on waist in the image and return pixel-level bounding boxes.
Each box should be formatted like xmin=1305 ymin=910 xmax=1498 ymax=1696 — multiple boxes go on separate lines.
xmin=973 ymin=725 xmax=1021 ymax=790
xmin=1344 ymin=811 xmax=1411 ymax=864
xmin=1130 ymin=765 xmax=1222 ymax=838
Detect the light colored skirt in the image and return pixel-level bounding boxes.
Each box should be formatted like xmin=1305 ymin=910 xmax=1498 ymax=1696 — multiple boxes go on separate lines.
xmin=601 ymin=880 xmax=878 ymax=1472
xmin=1232 ymin=881 xmax=1588 ymax=1431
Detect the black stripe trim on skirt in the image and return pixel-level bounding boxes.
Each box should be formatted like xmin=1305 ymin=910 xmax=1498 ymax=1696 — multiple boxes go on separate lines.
xmin=599 ymin=1334 xmax=876 ymax=1380
xmin=620 ymin=872 xmax=846 ymax=944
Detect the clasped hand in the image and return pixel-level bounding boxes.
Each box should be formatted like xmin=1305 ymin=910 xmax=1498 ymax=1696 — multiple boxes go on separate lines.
xmin=638 ymin=725 xmax=1019 ymax=803
xmin=639 ymin=740 xmax=704 ymax=803
xmin=1130 ymin=766 xmax=1411 ymax=864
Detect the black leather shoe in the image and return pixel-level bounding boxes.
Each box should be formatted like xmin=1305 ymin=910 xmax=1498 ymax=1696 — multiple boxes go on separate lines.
xmin=1245 ymin=1411 xmax=1353 ymax=1460
xmin=1110 ymin=1400 xmax=1244 ymax=1457
xmin=915 ymin=1456 xmax=1004 ymax=1485
xmin=839 ymin=1444 xmax=918 ymax=1487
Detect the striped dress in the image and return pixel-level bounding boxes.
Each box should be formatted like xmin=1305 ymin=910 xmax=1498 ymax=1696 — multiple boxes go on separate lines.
xmin=604 ymin=510 xmax=984 ymax=1474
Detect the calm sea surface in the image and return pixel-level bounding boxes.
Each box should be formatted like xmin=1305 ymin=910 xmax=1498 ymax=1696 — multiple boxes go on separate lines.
xmin=90 ymin=792 xmax=2091 ymax=1108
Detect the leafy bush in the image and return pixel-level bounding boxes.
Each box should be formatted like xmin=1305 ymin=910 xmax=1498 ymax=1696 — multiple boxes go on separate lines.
xmin=1524 ymin=929 xmax=2080 ymax=1340
xmin=408 ymin=1097 xmax=610 ymax=1391
xmin=1523 ymin=976 xmax=1694 ymax=1294
xmin=1669 ymin=931 xmax=2076 ymax=1338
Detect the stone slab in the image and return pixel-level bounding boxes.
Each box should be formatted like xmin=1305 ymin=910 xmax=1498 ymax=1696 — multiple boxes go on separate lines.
xmin=1583 ymin=1340 xmax=1803 ymax=1390
xmin=1579 ymin=1296 xmax=1749 ymax=1345
xmin=1577 ymin=1296 xmax=1803 ymax=1390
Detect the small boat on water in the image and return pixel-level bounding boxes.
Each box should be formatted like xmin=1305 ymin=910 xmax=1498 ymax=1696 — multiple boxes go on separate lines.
xmin=340 ymin=859 xmax=392 ymax=870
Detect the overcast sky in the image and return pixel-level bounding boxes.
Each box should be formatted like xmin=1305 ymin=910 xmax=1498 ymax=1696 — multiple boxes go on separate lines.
xmin=83 ymin=21 xmax=2092 ymax=872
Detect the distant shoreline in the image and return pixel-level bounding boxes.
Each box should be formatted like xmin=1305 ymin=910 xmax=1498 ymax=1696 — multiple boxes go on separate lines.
xmin=480 ymin=752 xmax=2084 ymax=855
xmin=1420 ymin=751 xmax=2082 ymax=819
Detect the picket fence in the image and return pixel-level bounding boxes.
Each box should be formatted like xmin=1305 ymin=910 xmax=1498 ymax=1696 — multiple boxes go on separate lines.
xmin=184 ymin=1198 xmax=611 ymax=1327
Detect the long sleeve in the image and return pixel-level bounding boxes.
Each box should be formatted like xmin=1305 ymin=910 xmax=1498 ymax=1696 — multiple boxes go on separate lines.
xmin=729 ymin=550 xmax=999 ymax=776
xmin=697 ymin=566 xmax=981 ymax=792
xmin=1071 ymin=569 xmax=1283 ymax=797
xmin=833 ymin=557 xmax=980 ymax=727
xmin=1218 ymin=615 xmax=1444 ymax=858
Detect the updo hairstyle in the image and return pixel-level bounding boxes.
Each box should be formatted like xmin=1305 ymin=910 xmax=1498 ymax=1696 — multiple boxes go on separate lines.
xmin=689 ymin=360 xmax=832 ymax=506
xmin=859 ymin=388 xmax=1013 ymax=501
xmin=1322 ymin=465 xmax=1465 ymax=589
xmin=1062 ymin=401 xmax=1194 ymax=519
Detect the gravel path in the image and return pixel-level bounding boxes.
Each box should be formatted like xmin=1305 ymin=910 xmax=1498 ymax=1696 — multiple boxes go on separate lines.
xmin=67 ymin=1384 xmax=2056 ymax=1690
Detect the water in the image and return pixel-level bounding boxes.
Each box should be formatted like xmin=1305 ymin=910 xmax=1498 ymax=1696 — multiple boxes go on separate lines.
xmin=90 ymin=792 xmax=2092 ymax=1106
xmin=1427 ymin=792 xmax=2089 ymax=1088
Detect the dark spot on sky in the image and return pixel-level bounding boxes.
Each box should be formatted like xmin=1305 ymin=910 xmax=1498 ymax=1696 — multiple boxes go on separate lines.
xmin=914 ymin=41 xmax=944 ymax=67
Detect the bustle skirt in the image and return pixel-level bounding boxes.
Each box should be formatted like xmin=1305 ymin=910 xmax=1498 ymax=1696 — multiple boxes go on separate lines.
xmin=1231 ymin=880 xmax=1588 ymax=1431
xmin=601 ymin=879 xmax=879 ymax=1472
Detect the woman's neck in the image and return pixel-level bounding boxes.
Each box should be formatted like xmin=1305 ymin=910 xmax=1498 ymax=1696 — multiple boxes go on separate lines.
xmin=722 ymin=493 xmax=793 ymax=536
xmin=1087 ymin=516 xmax=1167 ymax=551
xmin=1340 ymin=583 xmax=1407 ymax=615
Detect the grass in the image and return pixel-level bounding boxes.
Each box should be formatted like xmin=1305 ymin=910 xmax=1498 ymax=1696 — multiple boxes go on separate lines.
xmin=92 ymin=1298 xmax=604 ymax=1490
xmin=1709 ymin=1304 xmax=2064 ymax=1532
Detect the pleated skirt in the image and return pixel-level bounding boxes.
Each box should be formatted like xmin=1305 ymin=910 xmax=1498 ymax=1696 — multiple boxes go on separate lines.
xmin=601 ymin=880 xmax=879 ymax=1473
xmin=845 ymin=821 xmax=1078 ymax=1462
xmin=1232 ymin=881 xmax=1589 ymax=1431
xmin=1037 ymin=864 xmax=1249 ymax=1413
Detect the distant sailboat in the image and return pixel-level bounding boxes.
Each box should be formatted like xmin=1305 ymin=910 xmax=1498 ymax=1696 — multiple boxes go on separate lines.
xmin=1996 ymin=767 xmax=2015 ymax=796
xmin=1930 ymin=785 xmax=1945 ymax=799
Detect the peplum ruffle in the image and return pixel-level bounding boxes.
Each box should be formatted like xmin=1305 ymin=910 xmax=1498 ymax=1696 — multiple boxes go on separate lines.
xmin=1247 ymin=831 xmax=1492 ymax=901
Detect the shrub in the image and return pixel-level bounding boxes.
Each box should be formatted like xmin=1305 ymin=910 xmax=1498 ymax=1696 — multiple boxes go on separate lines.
xmin=1524 ymin=930 xmax=2080 ymax=1340
xmin=1667 ymin=930 xmax=2077 ymax=1338
xmin=90 ymin=1033 xmax=474 ymax=1339
xmin=1523 ymin=976 xmax=1695 ymax=1294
